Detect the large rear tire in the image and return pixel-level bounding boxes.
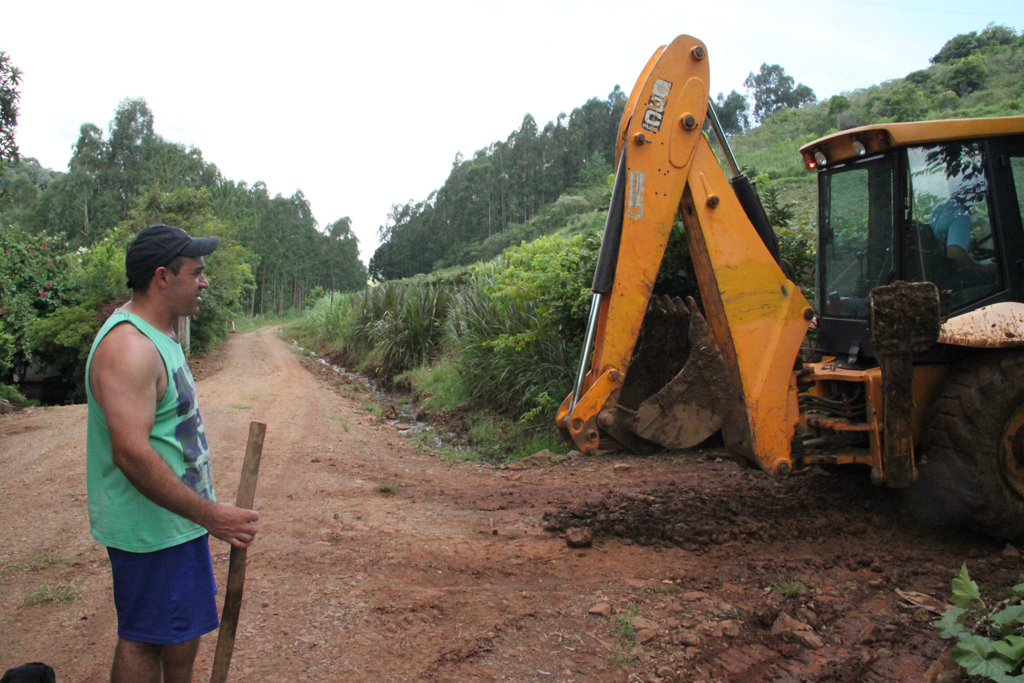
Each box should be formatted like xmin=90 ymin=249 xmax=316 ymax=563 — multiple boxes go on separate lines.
xmin=918 ymin=349 xmax=1024 ymax=541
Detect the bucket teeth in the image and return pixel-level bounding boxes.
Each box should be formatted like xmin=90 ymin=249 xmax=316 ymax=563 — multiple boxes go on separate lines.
xmin=607 ymin=296 xmax=733 ymax=451
xmin=647 ymin=295 xmax=688 ymax=318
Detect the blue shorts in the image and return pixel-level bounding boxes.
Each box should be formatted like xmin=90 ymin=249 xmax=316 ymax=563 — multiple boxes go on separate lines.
xmin=107 ymin=535 xmax=219 ymax=645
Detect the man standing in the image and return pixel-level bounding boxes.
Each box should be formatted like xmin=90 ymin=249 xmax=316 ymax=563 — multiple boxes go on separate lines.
xmin=86 ymin=224 xmax=259 ymax=683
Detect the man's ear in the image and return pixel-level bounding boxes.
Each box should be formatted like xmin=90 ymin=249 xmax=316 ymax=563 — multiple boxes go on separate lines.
xmin=152 ymin=266 xmax=170 ymax=290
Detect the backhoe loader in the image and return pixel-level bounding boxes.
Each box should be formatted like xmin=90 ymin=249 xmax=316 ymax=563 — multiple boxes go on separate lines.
xmin=557 ymin=35 xmax=1024 ymax=540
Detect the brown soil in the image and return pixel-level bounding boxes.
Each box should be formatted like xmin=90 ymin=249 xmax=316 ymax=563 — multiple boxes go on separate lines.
xmin=0 ymin=327 xmax=1013 ymax=682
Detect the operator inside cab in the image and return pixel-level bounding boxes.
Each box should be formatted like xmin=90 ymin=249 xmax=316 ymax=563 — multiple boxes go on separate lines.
xmin=930 ymin=174 xmax=997 ymax=286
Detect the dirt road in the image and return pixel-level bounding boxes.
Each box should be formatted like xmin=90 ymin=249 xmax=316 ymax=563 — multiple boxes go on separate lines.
xmin=0 ymin=327 xmax=1015 ymax=682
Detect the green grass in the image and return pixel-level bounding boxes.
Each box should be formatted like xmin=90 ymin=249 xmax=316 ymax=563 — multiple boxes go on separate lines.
xmin=2 ymin=549 xmax=67 ymax=575
xmin=22 ymin=583 xmax=82 ymax=606
xmin=361 ymin=401 xmax=383 ymax=419
xmin=507 ymin=430 xmax=566 ymax=462
xmin=25 ymin=550 xmax=67 ymax=571
xmin=765 ymin=576 xmax=809 ymax=598
xmin=468 ymin=417 xmax=502 ymax=447
xmin=613 ymin=602 xmax=638 ymax=645
xmin=408 ymin=430 xmax=434 ymax=452
xmin=295 ymin=292 xmax=359 ymax=351
xmin=604 ymin=602 xmax=639 ymax=667
xmin=604 ymin=646 xmax=637 ymax=668
xmin=439 ymin=445 xmax=481 ymax=463
xmin=376 ymin=484 xmax=400 ymax=496
xmin=329 ymin=414 xmax=351 ymax=432
xmin=401 ymin=356 xmax=468 ymax=412
xmin=235 ymin=310 xmax=303 ymax=334
xmin=456 ymin=412 xmax=567 ymax=465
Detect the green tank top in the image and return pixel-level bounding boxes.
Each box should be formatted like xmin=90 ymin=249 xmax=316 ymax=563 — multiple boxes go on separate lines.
xmin=85 ymin=311 xmax=216 ymax=552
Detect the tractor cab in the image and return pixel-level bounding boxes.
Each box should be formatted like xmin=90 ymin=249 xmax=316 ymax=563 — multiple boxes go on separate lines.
xmin=802 ymin=118 xmax=1024 ymax=362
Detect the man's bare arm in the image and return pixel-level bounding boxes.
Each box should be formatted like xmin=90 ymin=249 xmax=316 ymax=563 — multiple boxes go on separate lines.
xmin=90 ymin=324 xmax=259 ymax=548
xmin=947 ymin=245 xmax=996 ymax=276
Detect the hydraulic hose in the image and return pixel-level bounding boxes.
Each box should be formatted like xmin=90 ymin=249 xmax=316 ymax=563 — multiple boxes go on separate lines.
xmin=706 ymin=100 xmax=783 ymax=266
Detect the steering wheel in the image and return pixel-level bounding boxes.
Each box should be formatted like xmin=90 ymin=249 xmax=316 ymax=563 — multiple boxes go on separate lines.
xmin=970 ymin=233 xmax=995 ymax=260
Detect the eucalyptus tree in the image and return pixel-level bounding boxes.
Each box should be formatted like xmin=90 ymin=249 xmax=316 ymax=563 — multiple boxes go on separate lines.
xmin=370 ymin=87 xmax=628 ymax=280
xmin=0 ymin=50 xmax=21 ymax=165
xmin=744 ymin=63 xmax=817 ymax=122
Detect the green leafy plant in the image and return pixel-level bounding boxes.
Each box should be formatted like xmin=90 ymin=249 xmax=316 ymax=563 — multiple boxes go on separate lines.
xmin=936 ymin=563 xmax=1024 ymax=681
xmin=0 ymin=382 xmax=31 ymax=407
xmin=0 ymin=224 xmax=82 ymax=379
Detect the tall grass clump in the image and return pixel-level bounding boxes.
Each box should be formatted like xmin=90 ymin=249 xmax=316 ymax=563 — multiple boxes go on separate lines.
xmin=299 ymin=292 xmax=358 ymax=349
xmin=299 ymin=281 xmax=454 ymax=384
xmin=299 ymin=232 xmax=600 ymax=458
xmin=349 ymin=281 xmax=405 ymax=352
xmin=401 ymin=355 xmax=467 ymax=412
xmin=364 ymin=283 xmax=452 ymax=380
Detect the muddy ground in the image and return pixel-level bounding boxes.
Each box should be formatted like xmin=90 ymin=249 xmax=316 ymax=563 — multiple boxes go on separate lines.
xmin=0 ymin=326 xmax=1014 ymax=682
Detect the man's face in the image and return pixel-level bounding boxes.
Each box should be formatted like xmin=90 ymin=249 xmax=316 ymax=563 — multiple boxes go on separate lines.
xmin=165 ymin=256 xmax=209 ymax=317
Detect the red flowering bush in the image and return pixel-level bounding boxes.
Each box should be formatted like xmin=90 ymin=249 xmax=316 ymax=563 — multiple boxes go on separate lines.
xmin=0 ymin=223 xmax=80 ymax=377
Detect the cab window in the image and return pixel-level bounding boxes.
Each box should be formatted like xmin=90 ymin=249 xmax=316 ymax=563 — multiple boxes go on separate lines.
xmin=904 ymin=142 xmax=1003 ymax=310
xmin=819 ymin=156 xmax=894 ymax=318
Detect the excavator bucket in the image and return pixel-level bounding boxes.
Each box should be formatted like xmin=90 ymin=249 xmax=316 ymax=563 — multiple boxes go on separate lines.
xmin=600 ymin=296 xmax=733 ymax=452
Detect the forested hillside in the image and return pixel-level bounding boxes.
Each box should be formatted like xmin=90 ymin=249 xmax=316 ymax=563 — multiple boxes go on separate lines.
xmin=372 ymin=23 xmax=1024 ymax=279
xmin=0 ymin=74 xmax=366 ymax=401
xmin=1 ymin=98 xmax=367 ymax=311
xmin=368 ymin=88 xmax=627 ymax=280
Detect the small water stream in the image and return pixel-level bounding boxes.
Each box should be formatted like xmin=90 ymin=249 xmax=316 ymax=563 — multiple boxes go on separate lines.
xmin=291 ymin=340 xmax=439 ymax=438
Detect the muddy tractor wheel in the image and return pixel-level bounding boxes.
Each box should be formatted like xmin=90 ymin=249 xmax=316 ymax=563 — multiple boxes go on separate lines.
xmin=918 ymin=349 xmax=1024 ymax=541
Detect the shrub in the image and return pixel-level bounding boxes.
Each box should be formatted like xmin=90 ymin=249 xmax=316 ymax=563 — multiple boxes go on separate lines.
xmin=0 ymin=225 xmax=83 ymax=388
xmin=0 ymin=382 xmax=31 ymax=407
xmin=448 ymin=232 xmax=598 ymax=419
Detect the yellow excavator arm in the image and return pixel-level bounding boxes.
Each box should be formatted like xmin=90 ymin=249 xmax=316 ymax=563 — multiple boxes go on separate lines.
xmin=556 ymin=35 xmax=812 ymax=475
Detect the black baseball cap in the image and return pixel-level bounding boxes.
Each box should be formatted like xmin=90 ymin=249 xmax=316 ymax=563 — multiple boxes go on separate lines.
xmin=126 ymin=224 xmax=220 ymax=289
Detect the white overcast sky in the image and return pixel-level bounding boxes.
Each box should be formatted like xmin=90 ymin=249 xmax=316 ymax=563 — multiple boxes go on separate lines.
xmin=4 ymin=0 xmax=1023 ymax=264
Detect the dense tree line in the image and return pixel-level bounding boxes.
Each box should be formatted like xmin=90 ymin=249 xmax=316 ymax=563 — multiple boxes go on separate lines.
xmin=1 ymin=97 xmax=367 ymax=316
xmin=367 ymin=61 xmax=825 ymax=280
xmin=369 ymin=88 xmax=627 ymax=280
xmin=0 ymin=50 xmax=20 ymax=162
xmin=0 ymin=71 xmax=366 ymax=400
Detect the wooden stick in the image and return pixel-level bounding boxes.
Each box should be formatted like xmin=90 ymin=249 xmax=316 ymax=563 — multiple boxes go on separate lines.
xmin=210 ymin=421 xmax=266 ymax=683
